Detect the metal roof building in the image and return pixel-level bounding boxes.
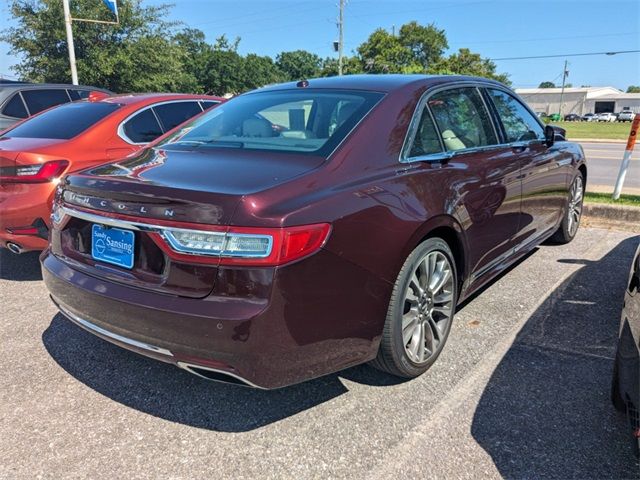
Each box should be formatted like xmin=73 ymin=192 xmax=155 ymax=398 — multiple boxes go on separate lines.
xmin=514 ymin=86 xmax=640 ymax=116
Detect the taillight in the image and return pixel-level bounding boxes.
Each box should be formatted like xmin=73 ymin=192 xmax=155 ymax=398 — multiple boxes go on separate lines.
xmin=156 ymin=223 xmax=331 ymax=266
xmin=0 ymin=160 xmax=69 ymax=184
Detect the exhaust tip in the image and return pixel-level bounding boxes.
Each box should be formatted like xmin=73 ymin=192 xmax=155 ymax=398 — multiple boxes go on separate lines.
xmin=177 ymin=362 xmax=262 ymax=389
xmin=6 ymin=242 xmax=24 ymax=254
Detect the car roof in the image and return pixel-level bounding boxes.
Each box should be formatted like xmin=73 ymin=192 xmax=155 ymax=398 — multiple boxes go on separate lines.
xmin=0 ymin=82 xmax=111 ymax=93
xmin=100 ymin=93 xmax=223 ymax=106
xmin=253 ymin=74 xmax=507 ymax=94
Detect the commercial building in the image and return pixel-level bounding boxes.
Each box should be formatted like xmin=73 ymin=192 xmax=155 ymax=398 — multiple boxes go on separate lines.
xmin=514 ymin=87 xmax=640 ymax=116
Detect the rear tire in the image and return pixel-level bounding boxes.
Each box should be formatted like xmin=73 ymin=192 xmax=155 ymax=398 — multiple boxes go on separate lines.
xmin=371 ymin=238 xmax=457 ymax=378
xmin=550 ymin=172 xmax=584 ymax=244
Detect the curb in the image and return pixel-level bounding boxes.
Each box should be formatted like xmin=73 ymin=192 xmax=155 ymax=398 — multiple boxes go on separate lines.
xmin=573 ymin=138 xmax=627 ymax=144
xmin=582 ymin=203 xmax=640 ymax=231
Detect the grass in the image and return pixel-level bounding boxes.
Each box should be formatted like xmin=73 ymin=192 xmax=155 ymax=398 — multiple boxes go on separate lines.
xmin=555 ymin=121 xmax=634 ymax=141
xmin=584 ymin=192 xmax=640 ymax=207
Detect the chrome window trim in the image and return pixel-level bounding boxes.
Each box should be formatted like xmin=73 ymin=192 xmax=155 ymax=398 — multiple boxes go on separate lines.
xmin=117 ymin=99 xmax=208 ymax=146
xmin=399 ymin=81 xmax=535 ymax=164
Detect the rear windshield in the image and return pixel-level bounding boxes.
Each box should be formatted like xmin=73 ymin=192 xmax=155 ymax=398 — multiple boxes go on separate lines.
xmin=2 ymin=101 xmax=120 ymax=140
xmin=158 ymin=89 xmax=384 ymax=156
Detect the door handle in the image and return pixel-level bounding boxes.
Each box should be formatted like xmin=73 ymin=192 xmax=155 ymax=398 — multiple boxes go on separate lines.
xmin=511 ymin=142 xmax=528 ymax=152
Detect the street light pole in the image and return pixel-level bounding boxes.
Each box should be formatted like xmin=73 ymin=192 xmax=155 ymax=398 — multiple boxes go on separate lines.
xmin=337 ymin=0 xmax=344 ymax=76
xmin=62 ymin=0 xmax=78 ymax=85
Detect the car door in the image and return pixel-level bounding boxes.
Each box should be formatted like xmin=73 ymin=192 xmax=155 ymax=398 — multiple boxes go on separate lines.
xmin=423 ymin=86 xmax=522 ymax=279
xmin=485 ymin=88 xmax=570 ymax=250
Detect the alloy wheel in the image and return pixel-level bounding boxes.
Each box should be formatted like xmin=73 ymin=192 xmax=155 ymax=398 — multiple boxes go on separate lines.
xmin=567 ymin=175 xmax=584 ymax=237
xmin=402 ymin=251 xmax=455 ymax=364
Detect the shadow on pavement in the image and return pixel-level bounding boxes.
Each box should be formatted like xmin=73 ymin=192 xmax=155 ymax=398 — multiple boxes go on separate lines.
xmin=471 ymin=235 xmax=640 ymax=478
xmin=0 ymin=249 xmax=42 ymax=281
xmin=42 ymin=313 xmax=406 ymax=432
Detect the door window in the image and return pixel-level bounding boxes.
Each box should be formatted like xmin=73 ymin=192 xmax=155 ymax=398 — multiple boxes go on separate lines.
xmin=21 ymin=89 xmax=71 ymax=115
xmin=153 ymin=101 xmax=203 ymax=132
xmin=427 ymin=88 xmax=497 ymax=151
xmin=122 ymin=108 xmax=163 ymax=143
xmin=487 ymin=89 xmax=544 ymax=143
xmin=2 ymin=94 xmax=28 ymax=118
xmin=408 ymin=109 xmax=443 ymax=157
xmin=200 ymin=100 xmax=219 ymax=111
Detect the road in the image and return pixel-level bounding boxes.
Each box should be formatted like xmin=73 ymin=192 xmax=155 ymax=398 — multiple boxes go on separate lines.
xmin=579 ymin=142 xmax=639 ymax=193
xmin=1 ymin=229 xmax=639 ymax=479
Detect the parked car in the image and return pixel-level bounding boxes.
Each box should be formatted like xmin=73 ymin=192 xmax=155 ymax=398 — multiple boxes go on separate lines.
xmin=618 ymin=110 xmax=636 ymax=122
xmin=0 ymin=80 xmax=111 ymax=131
xmin=597 ymin=112 xmax=617 ymax=122
xmin=564 ymin=113 xmax=581 ymax=122
xmin=0 ymin=93 xmax=223 ymax=252
xmin=42 ymin=75 xmax=586 ymax=389
xmin=582 ymin=113 xmax=597 ymax=122
xmin=612 ymin=243 xmax=640 ymax=456
xmin=548 ymin=113 xmax=561 ymax=122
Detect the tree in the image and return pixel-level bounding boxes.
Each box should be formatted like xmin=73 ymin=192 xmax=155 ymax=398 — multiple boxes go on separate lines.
xmin=276 ymin=50 xmax=322 ymax=81
xmin=200 ymin=35 xmax=246 ymax=96
xmin=173 ymin=28 xmax=213 ymax=93
xmin=319 ymin=56 xmax=363 ymax=76
xmin=243 ymin=54 xmax=285 ymax=90
xmin=2 ymin=0 xmax=195 ymax=92
xmin=627 ymin=85 xmax=640 ymax=93
xmin=429 ymin=48 xmax=510 ymax=85
xmin=398 ymin=21 xmax=448 ymax=70
xmin=538 ymin=81 xmax=556 ymax=88
xmin=357 ymin=28 xmax=419 ymax=73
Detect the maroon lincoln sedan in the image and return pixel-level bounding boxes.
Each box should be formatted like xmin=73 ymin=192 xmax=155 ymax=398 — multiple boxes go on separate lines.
xmin=42 ymin=75 xmax=586 ymax=389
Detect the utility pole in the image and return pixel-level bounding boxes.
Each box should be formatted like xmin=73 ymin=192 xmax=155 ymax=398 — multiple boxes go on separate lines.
xmin=62 ymin=0 xmax=78 ymax=85
xmin=337 ymin=0 xmax=344 ymax=76
xmin=558 ymin=59 xmax=568 ymax=119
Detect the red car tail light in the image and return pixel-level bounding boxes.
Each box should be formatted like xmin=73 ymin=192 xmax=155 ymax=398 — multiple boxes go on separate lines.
xmin=0 ymin=160 xmax=69 ymax=184
xmin=156 ymin=223 xmax=331 ymax=266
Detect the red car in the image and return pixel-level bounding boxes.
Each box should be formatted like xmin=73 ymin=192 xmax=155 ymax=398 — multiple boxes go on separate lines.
xmin=42 ymin=75 xmax=586 ymax=388
xmin=0 ymin=93 xmax=223 ymax=252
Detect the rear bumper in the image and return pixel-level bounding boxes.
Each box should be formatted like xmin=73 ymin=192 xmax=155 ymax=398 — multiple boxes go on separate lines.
xmin=0 ymin=183 xmax=54 ymax=251
xmin=42 ymin=248 xmax=391 ymax=388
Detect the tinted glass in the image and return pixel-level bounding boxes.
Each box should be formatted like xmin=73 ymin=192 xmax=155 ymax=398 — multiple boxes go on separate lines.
xmin=200 ymin=101 xmax=219 ymax=110
xmin=67 ymin=89 xmax=93 ymax=101
xmin=2 ymin=94 xmax=28 ymax=118
xmin=487 ymin=89 xmax=544 ymax=142
xmin=408 ymin=109 xmax=443 ymax=157
xmin=428 ymin=88 xmax=497 ymax=151
xmin=153 ymin=101 xmax=203 ymax=132
xmin=3 ymin=102 xmax=120 ymax=139
xmin=21 ymin=89 xmax=70 ymax=114
xmin=122 ymin=108 xmax=163 ymax=143
xmin=159 ymin=89 xmax=383 ymax=156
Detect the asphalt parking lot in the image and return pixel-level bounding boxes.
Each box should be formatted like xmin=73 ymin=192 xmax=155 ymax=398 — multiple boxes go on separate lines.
xmin=1 ymin=228 xmax=639 ymax=479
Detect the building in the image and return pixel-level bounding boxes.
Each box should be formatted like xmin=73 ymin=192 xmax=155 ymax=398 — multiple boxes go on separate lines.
xmin=514 ymin=86 xmax=640 ymax=116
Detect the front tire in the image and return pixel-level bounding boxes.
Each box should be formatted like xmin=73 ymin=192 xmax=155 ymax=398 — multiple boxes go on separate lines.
xmin=371 ymin=238 xmax=457 ymax=378
xmin=550 ymin=172 xmax=584 ymax=244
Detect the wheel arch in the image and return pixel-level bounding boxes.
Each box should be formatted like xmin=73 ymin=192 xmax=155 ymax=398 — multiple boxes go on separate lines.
xmin=401 ymin=215 xmax=469 ymax=291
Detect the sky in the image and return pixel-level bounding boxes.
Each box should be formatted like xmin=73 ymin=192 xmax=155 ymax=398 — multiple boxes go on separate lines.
xmin=1 ymin=0 xmax=639 ymax=90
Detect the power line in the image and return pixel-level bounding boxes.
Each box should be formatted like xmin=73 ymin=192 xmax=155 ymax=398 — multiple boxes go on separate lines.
xmin=455 ymin=31 xmax=639 ymax=46
xmin=491 ymin=50 xmax=640 ymax=61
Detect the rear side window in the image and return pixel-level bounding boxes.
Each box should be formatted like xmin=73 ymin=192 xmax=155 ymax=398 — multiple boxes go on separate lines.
xmin=153 ymin=101 xmax=203 ymax=132
xmin=2 ymin=94 xmax=28 ymax=119
xmin=428 ymin=87 xmax=497 ymax=151
xmin=487 ymin=89 xmax=544 ymax=143
xmin=408 ymin=109 xmax=443 ymax=157
xmin=67 ymin=89 xmax=93 ymax=101
xmin=200 ymin=100 xmax=219 ymax=110
xmin=21 ymin=89 xmax=71 ymax=115
xmin=3 ymin=102 xmax=120 ymax=139
xmin=122 ymin=108 xmax=163 ymax=143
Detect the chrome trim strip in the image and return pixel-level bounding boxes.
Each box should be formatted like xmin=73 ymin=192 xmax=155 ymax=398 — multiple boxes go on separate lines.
xmin=57 ymin=303 xmax=174 ymax=357
xmin=60 ymin=206 xmax=159 ymax=231
xmin=177 ymin=362 xmax=265 ymax=389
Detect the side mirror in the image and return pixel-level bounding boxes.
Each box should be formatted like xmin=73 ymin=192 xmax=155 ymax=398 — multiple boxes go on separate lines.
xmin=544 ymin=125 xmax=555 ymax=147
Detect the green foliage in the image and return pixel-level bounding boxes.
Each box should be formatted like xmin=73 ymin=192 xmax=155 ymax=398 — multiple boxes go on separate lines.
xmin=428 ymin=48 xmax=510 ymax=85
xmin=276 ymin=50 xmax=322 ymax=81
xmin=2 ymin=0 xmax=195 ymax=92
xmin=3 ymin=7 xmax=512 ymax=93
xmin=538 ymin=81 xmax=556 ymax=88
xmin=627 ymin=85 xmax=640 ymax=93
